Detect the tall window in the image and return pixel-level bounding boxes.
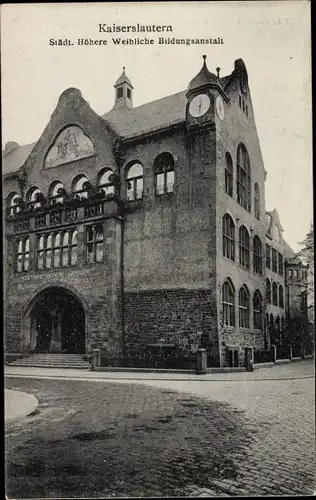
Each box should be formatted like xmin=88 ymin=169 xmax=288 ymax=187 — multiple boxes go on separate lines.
xmin=272 ymin=282 xmax=278 ymax=306
xmin=16 ymin=237 xmax=30 ymax=272
xmin=253 ymin=290 xmax=263 ymax=330
xmin=222 ymin=279 xmax=235 ymax=326
xmin=36 ymin=230 xmax=77 ymax=269
xmin=254 ymin=183 xmax=260 ymax=220
xmin=239 ymin=286 xmax=250 ymax=328
xmin=272 ymin=248 xmax=278 ymax=273
xmin=266 ymin=244 xmax=271 ymax=269
xmin=73 ymin=175 xmax=89 ymax=199
xmin=225 ymin=153 xmax=233 ymax=197
xmin=126 ymin=163 xmax=143 ymax=201
xmin=154 ymin=152 xmax=175 ymax=195
xmin=222 ymin=214 xmax=235 ymax=261
xmin=288 ymin=269 xmax=293 ymax=278
xmin=85 ymin=224 xmax=104 ymax=263
xmin=253 ymin=235 xmax=263 ymax=275
xmin=239 ymin=225 xmax=250 ymax=269
xmin=98 ymin=169 xmax=115 ymax=195
xmin=236 ymin=144 xmax=251 ymax=211
xmin=278 ymin=253 xmax=284 ymax=276
xmin=266 ymin=278 xmax=271 ymax=303
xmin=279 ymin=285 xmax=284 ymax=308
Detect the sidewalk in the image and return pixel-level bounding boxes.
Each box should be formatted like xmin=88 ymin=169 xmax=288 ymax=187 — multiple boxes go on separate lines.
xmin=5 ymin=389 xmax=38 ymax=421
xmin=5 ymin=358 xmax=314 ymax=382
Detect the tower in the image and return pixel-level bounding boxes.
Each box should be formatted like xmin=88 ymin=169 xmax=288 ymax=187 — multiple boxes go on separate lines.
xmin=113 ymin=66 xmax=133 ymax=110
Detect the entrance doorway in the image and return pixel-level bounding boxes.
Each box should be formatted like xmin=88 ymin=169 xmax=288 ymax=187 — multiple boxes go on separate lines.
xmin=29 ymin=287 xmax=85 ymax=354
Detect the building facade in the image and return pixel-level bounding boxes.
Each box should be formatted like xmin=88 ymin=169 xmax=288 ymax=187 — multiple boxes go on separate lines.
xmin=3 ymin=56 xmax=308 ymax=367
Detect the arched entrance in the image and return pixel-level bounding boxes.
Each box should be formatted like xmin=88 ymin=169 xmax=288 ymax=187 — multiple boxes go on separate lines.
xmin=29 ymin=287 xmax=85 ymax=354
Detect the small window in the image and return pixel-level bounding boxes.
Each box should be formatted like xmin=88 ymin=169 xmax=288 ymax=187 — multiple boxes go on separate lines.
xmin=7 ymin=192 xmax=21 ymax=217
xmin=117 ymin=87 xmax=123 ymax=99
xmin=272 ymin=248 xmax=278 ymax=273
xmin=294 ymin=269 xmax=299 ymax=278
xmin=288 ymin=269 xmax=293 ymax=278
xmin=73 ymin=175 xmax=89 ymax=199
xmin=127 ymin=88 xmax=131 ymax=99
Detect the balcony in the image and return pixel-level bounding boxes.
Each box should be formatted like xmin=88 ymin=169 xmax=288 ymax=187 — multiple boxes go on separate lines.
xmin=6 ymin=195 xmax=116 ymax=235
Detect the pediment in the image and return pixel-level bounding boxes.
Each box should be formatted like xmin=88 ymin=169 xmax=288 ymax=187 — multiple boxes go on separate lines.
xmin=21 ymin=88 xmax=120 ymax=175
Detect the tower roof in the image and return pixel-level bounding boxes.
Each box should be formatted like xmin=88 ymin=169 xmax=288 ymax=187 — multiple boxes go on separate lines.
xmin=114 ymin=66 xmax=134 ymax=89
xmin=187 ymin=55 xmax=218 ymax=93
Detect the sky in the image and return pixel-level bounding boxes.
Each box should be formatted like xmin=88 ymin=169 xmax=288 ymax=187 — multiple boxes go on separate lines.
xmin=1 ymin=1 xmax=312 ymax=251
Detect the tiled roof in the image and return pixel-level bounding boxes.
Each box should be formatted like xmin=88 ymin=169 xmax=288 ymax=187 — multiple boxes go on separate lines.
xmin=102 ymin=90 xmax=187 ymax=139
xmin=2 ymin=142 xmax=35 ymax=175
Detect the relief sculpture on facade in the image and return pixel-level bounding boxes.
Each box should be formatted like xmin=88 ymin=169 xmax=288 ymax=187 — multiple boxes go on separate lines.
xmin=44 ymin=126 xmax=95 ymax=168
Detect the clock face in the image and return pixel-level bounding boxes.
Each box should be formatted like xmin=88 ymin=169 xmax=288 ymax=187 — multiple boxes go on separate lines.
xmin=189 ymin=94 xmax=210 ymax=118
xmin=216 ymin=96 xmax=225 ymax=121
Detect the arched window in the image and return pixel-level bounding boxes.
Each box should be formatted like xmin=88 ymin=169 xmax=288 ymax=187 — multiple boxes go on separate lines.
xmin=7 ymin=192 xmax=21 ymax=217
xmin=266 ymin=278 xmax=271 ymax=303
xmin=126 ymin=163 xmax=143 ymax=201
xmin=45 ymin=234 xmax=53 ymax=269
xmin=236 ymin=144 xmax=251 ymax=211
xmin=222 ymin=279 xmax=235 ymax=326
xmin=26 ymin=186 xmax=43 ymax=209
xmin=239 ymin=286 xmax=250 ymax=328
xmin=225 ymin=153 xmax=233 ymax=197
xmin=98 ymin=169 xmax=115 ymax=195
xmin=239 ymin=225 xmax=250 ymax=269
xmin=154 ymin=152 xmax=175 ymax=195
xmin=85 ymin=223 xmax=104 ymax=263
xmin=16 ymin=237 xmax=30 ymax=272
xmin=37 ymin=235 xmax=45 ymax=270
xmin=222 ymin=214 xmax=235 ymax=261
xmin=254 ymin=183 xmax=260 ymax=220
xmin=253 ymin=290 xmax=263 ymax=330
xmin=73 ymin=175 xmax=89 ymax=199
xmin=279 ymin=285 xmax=284 ymax=308
xmin=272 ymin=282 xmax=278 ymax=306
xmin=266 ymin=243 xmax=271 ymax=269
xmin=49 ymin=181 xmax=64 ymax=205
xmin=253 ymin=235 xmax=263 ymax=274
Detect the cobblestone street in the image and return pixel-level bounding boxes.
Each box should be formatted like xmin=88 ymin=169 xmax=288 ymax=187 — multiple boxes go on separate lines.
xmin=5 ymin=360 xmax=315 ymax=497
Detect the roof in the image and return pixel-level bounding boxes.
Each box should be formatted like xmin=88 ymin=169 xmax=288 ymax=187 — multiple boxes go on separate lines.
xmin=103 ymin=90 xmax=187 ymax=139
xmin=2 ymin=142 xmax=35 ymax=176
xmin=283 ymin=239 xmax=296 ymax=259
xmin=187 ymin=55 xmax=218 ymax=93
xmin=114 ymin=67 xmax=134 ymax=89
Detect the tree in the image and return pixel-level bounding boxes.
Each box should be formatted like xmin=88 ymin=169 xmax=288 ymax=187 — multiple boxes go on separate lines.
xmin=298 ymin=224 xmax=314 ymax=317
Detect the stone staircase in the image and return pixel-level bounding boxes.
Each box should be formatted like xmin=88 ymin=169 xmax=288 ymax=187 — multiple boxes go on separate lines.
xmin=8 ymin=353 xmax=91 ymax=370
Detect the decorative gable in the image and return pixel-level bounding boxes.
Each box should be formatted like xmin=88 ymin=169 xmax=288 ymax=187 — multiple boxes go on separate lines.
xmin=44 ymin=126 xmax=95 ymax=168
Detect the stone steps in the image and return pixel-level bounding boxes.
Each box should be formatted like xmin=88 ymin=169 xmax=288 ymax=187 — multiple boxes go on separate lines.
xmin=8 ymin=354 xmax=91 ymax=370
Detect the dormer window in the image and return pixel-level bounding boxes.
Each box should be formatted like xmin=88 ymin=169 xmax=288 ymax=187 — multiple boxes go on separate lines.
xmin=117 ymin=87 xmax=123 ymax=99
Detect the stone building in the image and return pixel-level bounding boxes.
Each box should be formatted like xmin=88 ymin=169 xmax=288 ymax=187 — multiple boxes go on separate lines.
xmin=3 ymin=55 xmax=309 ymax=367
